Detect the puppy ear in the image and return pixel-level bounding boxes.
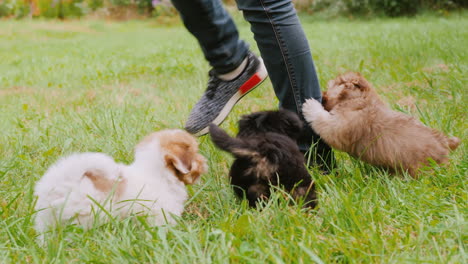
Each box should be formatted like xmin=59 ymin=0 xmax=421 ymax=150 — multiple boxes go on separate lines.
xmin=166 ymin=153 xmax=207 ymax=185
xmin=185 ymin=154 xmax=208 ymax=184
xmin=337 ymin=73 xmax=370 ymax=91
xmin=165 ymin=153 xmax=190 ymax=175
xmin=350 ymin=74 xmax=371 ymax=91
xmin=351 ymin=80 xmax=367 ymax=91
xmin=255 ymin=114 xmax=268 ymax=128
xmin=321 ymin=91 xmax=328 ymax=105
xmin=239 ymin=112 xmax=261 ymax=132
xmin=275 ymin=109 xmax=303 ymax=139
xmin=338 ymin=89 xmax=349 ymax=101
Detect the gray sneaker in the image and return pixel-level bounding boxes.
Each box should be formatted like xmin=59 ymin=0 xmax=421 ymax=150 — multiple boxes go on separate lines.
xmin=185 ymin=52 xmax=268 ymax=136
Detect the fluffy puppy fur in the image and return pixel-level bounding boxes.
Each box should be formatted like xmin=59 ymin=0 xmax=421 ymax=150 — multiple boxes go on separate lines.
xmin=302 ymin=72 xmax=460 ymax=177
xmin=34 ymin=129 xmax=207 ymax=234
xmin=209 ymin=109 xmax=317 ymax=208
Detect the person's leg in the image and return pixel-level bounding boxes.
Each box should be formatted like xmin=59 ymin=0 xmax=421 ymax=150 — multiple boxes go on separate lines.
xmin=171 ymin=0 xmax=268 ymax=136
xmin=171 ymin=0 xmax=248 ymax=74
xmin=236 ymin=0 xmax=335 ymax=170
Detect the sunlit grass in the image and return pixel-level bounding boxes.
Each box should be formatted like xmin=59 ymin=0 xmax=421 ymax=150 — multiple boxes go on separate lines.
xmin=0 ymin=13 xmax=466 ymax=263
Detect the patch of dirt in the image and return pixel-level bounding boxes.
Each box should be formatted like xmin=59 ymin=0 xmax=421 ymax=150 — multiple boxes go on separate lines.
xmin=0 ymin=21 xmax=97 ymax=37
xmin=102 ymin=84 xmax=161 ymax=105
xmin=87 ymin=6 xmax=148 ymax=21
xmin=29 ymin=22 xmax=98 ymax=34
xmin=86 ymin=90 xmax=97 ymax=102
xmin=422 ymin=64 xmax=450 ymax=73
xmin=0 ymin=86 xmax=35 ymax=97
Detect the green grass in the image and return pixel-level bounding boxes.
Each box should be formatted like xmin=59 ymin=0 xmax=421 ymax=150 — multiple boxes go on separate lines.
xmin=0 ymin=13 xmax=467 ymax=263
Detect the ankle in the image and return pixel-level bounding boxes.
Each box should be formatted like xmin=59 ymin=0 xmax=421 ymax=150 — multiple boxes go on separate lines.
xmin=218 ymin=57 xmax=248 ymax=81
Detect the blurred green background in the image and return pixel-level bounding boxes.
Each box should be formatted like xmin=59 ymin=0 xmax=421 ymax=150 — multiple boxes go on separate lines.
xmin=0 ymin=0 xmax=466 ymax=20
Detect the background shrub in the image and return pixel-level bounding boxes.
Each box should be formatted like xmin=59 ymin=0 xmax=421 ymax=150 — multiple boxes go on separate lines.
xmin=37 ymin=0 xmax=86 ymax=19
xmin=0 ymin=0 xmax=465 ymax=19
xmin=0 ymin=0 xmax=86 ymax=18
xmin=0 ymin=0 xmax=162 ymax=18
xmin=0 ymin=1 xmax=12 ymax=17
xmin=371 ymin=0 xmax=420 ymax=17
xmin=87 ymin=0 xmax=103 ymax=11
xmin=307 ymin=0 xmax=466 ymax=17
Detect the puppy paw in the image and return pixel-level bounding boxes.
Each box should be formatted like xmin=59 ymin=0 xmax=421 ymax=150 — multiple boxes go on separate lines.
xmin=302 ymin=99 xmax=324 ymax=123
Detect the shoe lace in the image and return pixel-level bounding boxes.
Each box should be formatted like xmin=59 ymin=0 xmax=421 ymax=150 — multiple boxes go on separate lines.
xmin=206 ymin=70 xmax=221 ymax=99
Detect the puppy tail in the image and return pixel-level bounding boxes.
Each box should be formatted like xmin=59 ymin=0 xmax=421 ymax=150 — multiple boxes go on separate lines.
xmin=448 ymin=136 xmax=461 ymax=151
xmin=209 ymin=124 xmax=258 ymax=158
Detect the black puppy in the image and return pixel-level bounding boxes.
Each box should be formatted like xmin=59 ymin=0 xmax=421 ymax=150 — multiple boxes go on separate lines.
xmin=209 ymin=109 xmax=317 ymax=208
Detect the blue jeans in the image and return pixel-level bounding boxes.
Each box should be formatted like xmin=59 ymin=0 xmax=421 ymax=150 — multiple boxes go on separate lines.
xmin=171 ymin=0 xmax=329 ymax=156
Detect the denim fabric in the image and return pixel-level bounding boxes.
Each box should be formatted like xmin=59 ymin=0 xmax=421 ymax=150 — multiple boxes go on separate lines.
xmin=236 ymin=0 xmax=322 ymax=111
xmin=236 ymin=0 xmax=323 ymax=152
xmin=171 ymin=0 xmax=325 ymax=153
xmin=170 ymin=0 xmax=249 ymax=74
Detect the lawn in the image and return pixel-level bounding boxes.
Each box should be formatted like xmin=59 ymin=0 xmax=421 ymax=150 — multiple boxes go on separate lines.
xmin=0 ymin=13 xmax=467 ymax=263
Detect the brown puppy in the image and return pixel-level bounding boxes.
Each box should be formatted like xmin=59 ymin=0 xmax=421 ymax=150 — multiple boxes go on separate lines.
xmin=302 ymin=72 xmax=460 ymax=177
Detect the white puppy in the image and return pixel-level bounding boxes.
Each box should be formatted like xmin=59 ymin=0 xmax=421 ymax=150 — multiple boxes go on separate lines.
xmin=35 ymin=152 xmax=123 ymax=233
xmin=34 ymin=129 xmax=207 ymax=235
